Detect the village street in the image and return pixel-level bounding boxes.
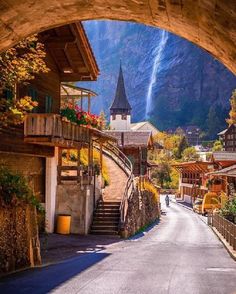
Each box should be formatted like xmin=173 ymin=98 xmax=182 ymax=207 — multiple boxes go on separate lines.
xmin=1 ymin=196 xmax=236 ymax=294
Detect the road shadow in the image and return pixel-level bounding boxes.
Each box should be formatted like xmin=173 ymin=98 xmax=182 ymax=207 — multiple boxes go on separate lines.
xmin=128 ymin=219 xmax=161 ymax=240
xmin=40 ymin=233 xmax=121 ymax=265
xmin=0 ymin=252 xmax=110 ymax=294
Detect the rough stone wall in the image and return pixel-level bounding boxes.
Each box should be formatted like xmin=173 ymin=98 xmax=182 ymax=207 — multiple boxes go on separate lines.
xmin=122 ymin=189 xmax=160 ymax=238
xmin=0 ymin=1 xmax=236 ymax=75
xmin=0 ymin=203 xmax=41 ymax=276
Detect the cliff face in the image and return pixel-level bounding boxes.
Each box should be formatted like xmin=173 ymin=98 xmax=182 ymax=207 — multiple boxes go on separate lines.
xmin=79 ymin=20 xmax=236 ymax=137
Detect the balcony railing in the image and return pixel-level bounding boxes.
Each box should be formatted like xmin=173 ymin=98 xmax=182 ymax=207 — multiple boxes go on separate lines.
xmin=24 ymin=113 xmax=90 ymax=147
xmin=182 ymin=178 xmax=201 ymax=185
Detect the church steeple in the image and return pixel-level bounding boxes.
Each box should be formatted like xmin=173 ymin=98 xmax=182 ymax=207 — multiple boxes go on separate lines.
xmin=110 ymin=64 xmax=132 ymax=131
xmin=110 ymin=64 xmax=132 ymax=115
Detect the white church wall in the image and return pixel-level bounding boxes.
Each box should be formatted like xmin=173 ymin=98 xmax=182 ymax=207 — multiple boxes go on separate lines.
xmin=110 ymin=114 xmax=131 ymax=130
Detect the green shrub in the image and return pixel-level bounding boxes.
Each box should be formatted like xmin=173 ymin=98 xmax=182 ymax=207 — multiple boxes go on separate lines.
xmin=0 ymin=166 xmax=44 ymax=213
xmin=220 ymin=198 xmax=236 ymax=222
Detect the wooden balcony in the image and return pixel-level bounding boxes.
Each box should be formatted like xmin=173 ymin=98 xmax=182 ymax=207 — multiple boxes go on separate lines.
xmin=24 ymin=114 xmax=90 ymax=148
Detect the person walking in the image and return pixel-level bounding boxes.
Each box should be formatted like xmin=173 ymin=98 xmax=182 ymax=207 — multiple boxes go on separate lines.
xmin=165 ymin=194 xmax=170 ymax=207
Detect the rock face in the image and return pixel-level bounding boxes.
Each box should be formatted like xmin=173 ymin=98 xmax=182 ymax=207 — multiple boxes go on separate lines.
xmin=80 ymin=21 xmax=236 ymax=137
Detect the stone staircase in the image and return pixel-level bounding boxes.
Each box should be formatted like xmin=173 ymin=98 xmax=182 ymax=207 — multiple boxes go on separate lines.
xmin=90 ymin=200 xmax=121 ymax=235
xmin=90 ymin=152 xmax=129 ymax=235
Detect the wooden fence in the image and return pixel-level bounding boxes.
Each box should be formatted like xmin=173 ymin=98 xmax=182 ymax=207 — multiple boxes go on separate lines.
xmin=209 ymin=213 xmax=236 ymax=250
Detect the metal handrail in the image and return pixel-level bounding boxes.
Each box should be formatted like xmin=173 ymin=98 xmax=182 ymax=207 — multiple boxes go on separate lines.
xmin=94 ymin=141 xmax=134 ymax=230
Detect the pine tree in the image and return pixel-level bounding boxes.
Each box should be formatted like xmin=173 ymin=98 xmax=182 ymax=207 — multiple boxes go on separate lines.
xmin=226 ymin=89 xmax=236 ymax=126
xmin=176 ymin=135 xmax=188 ymax=159
xmin=206 ymin=105 xmax=221 ymax=140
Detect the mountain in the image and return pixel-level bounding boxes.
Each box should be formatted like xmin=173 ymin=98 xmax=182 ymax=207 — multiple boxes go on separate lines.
xmin=78 ymin=20 xmax=236 ymax=139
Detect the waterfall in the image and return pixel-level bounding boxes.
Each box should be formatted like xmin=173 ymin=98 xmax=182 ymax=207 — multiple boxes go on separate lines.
xmin=145 ymin=30 xmax=169 ymax=119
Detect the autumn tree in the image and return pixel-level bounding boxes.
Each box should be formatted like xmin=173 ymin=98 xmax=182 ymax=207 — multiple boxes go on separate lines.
xmin=0 ymin=35 xmax=49 ymax=127
xmin=226 ymin=89 xmax=236 ymax=126
xmin=212 ymin=140 xmax=223 ymax=152
xmin=98 ymin=111 xmax=107 ymax=130
xmin=182 ymin=147 xmax=199 ymax=161
xmin=175 ymin=135 xmax=188 ymax=159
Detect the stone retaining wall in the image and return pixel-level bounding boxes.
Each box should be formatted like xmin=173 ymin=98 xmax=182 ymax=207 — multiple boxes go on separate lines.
xmin=122 ymin=189 xmax=160 ymax=238
xmin=0 ymin=203 xmax=41 ymax=276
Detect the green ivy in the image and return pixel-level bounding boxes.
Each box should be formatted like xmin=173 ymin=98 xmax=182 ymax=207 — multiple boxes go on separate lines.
xmin=0 ymin=166 xmax=45 ymax=213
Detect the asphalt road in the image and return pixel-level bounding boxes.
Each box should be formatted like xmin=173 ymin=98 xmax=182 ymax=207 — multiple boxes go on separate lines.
xmin=1 ymin=196 xmax=236 ymax=294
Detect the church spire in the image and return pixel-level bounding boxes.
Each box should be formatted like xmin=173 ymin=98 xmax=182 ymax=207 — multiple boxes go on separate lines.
xmin=110 ymin=63 xmax=132 ymax=115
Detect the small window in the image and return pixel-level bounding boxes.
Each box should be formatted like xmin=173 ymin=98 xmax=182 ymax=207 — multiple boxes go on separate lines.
xmin=122 ymin=114 xmax=127 ymax=120
xmin=3 ymin=89 xmax=13 ymax=100
xmin=45 ymin=95 xmax=53 ymax=113
xmin=28 ymin=87 xmax=38 ymax=113
xmin=112 ymin=114 xmax=116 ymax=120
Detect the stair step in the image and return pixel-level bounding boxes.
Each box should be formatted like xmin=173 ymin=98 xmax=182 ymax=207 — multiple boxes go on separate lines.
xmin=93 ymin=217 xmax=120 ymax=222
xmin=93 ymin=220 xmax=119 ymax=225
xmin=95 ymin=209 xmax=120 ymax=213
xmin=94 ymin=211 xmax=120 ymax=214
xmin=90 ymin=230 xmax=119 ymax=235
xmin=98 ymin=201 xmax=120 ymax=204
xmin=91 ymin=225 xmax=118 ymax=230
xmin=97 ymin=204 xmax=120 ymax=209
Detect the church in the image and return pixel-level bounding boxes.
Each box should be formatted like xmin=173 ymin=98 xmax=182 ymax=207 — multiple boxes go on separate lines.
xmin=106 ymin=65 xmax=154 ymax=176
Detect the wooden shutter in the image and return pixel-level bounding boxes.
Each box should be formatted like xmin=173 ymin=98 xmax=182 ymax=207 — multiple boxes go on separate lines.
xmin=28 ymin=87 xmax=38 ymax=113
xmin=45 ymin=95 xmax=53 ymax=113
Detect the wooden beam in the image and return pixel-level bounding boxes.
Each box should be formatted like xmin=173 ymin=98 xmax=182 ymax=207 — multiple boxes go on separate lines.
xmin=60 ymin=73 xmax=95 ymax=82
xmin=64 ymin=44 xmax=78 ymax=73
xmin=88 ymin=94 xmax=91 ymax=113
xmin=45 ymin=35 xmax=76 ymax=47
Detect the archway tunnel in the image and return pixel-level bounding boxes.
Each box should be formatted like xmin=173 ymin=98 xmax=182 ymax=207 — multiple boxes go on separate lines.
xmin=0 ymin=0 xmax=236 ymax=73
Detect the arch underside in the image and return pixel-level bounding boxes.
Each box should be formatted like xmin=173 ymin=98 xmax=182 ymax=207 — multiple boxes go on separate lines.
xmin=0 ymin=1 xmax=236 ymax=73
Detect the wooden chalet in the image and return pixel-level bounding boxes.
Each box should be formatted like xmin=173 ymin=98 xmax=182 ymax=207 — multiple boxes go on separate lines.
xmin=211 ymin=151 xmax=236 ymax=168
xmin=174 ymin=161 xmax=213 ymax=204
xmin=0 ymin=22 xmax=115 ymax=234
xmin=207 ymin=151 xmax=236 ymax=199
xmin=207 ymin=165 xmax=236 ymax=200
xmin=218 ymin=124 xmax=236 ymax=151
xmin=106 ymin=130 xmax=154 ymax=176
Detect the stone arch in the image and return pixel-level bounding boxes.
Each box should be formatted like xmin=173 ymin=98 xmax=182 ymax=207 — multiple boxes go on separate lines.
xmin=0 ymin=1 xmax=236 ymax=73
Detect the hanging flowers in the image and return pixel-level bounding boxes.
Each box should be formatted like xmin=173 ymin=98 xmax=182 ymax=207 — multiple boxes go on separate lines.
xmin=0 ymin=34 xmax=49 ymax=128
xmin=60 ymin=104 xmax=101 ymax=129
xmin=0 ymin=96 xmax=38 ymax=127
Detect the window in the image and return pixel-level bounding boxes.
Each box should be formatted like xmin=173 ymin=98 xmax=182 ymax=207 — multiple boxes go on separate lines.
xmin=45 ymin=95 xmax=53 ymax=113
xmin=121 ymin=114 xmax=127 ymax=120
xmin=112 ymin=114 xmax=116 ymax=120
xmin=3 ymin=89 xmax=13 ymax=100
xmin=28 ymin=87 xmax=38 ymax=113
xmin=141 ymin=148 xmax=147 ymax=160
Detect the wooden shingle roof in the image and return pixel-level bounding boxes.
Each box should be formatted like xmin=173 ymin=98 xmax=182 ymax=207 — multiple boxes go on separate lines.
xmin=173 ymin=161 xmax=211 ymax=173
xmin=105 ymin=131 xmax=153 ymax=148
xmin=212 ymin=151 xmax=236 ymax=162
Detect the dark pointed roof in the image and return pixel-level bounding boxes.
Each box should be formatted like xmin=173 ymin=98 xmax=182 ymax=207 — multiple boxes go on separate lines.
xmin=110 ymin=65 xmax=132 ymax=113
